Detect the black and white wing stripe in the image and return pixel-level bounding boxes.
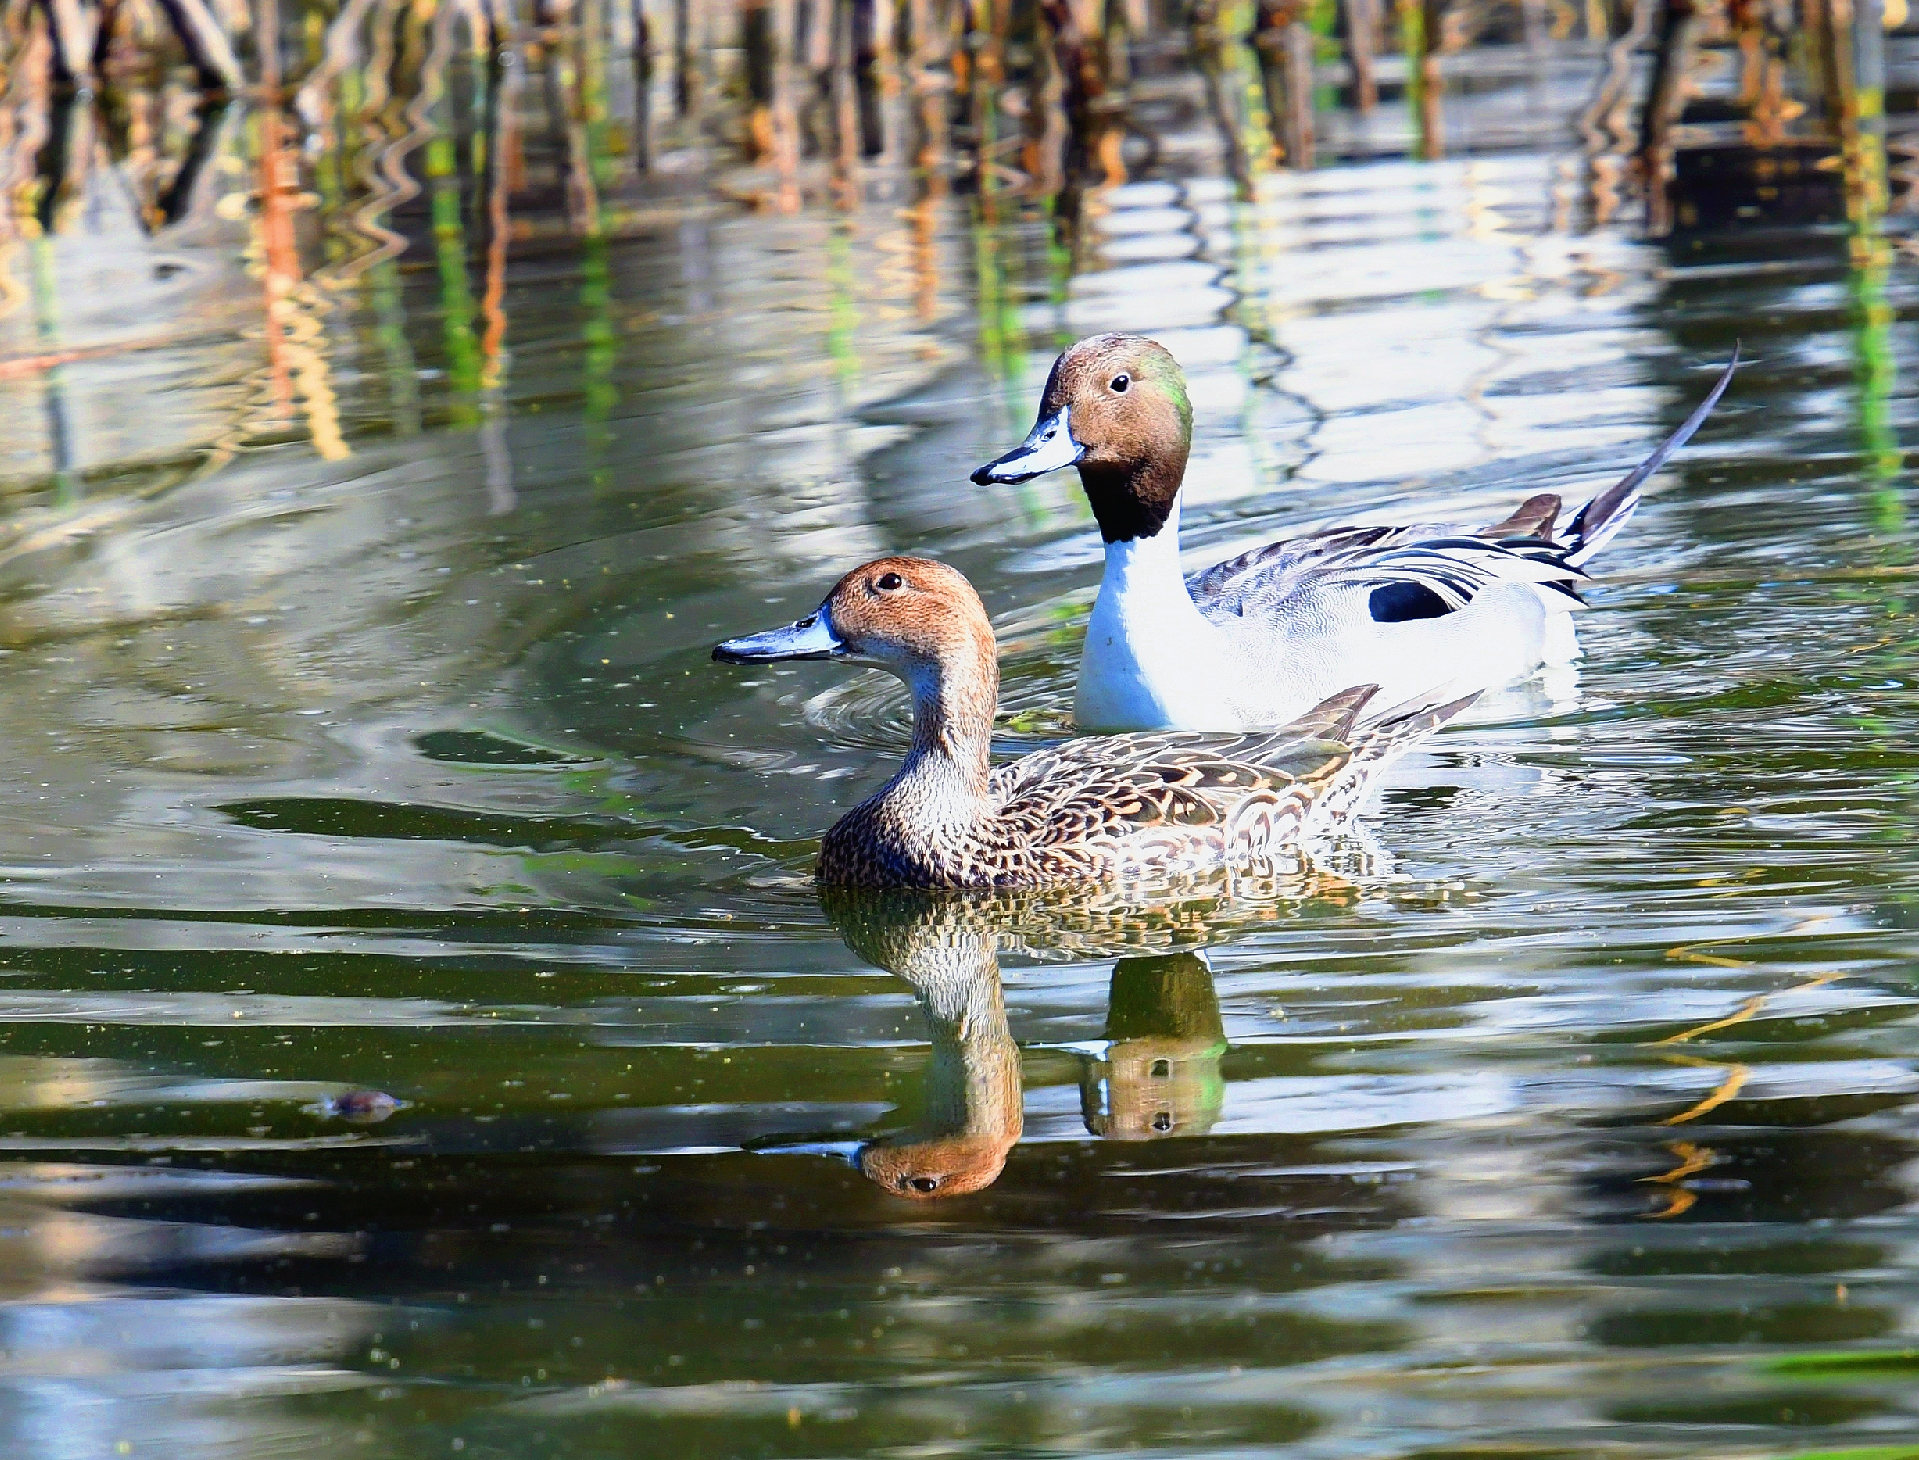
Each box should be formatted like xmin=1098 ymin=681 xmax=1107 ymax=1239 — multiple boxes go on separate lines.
xmin=1328 ymin=534 xmax=1587 ymax=612
xmin=1184 ymin=524 xmax=1398 ymax=612
xmin=1186 ymin=353 xmax=1739 ymax=625
xmin=1188 ymin=525 xmax=1587 ymax=625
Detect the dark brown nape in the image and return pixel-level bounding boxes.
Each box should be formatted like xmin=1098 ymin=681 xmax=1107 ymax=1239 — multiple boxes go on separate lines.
xmin=1036 ymin=351 xmax=1070 ymax=417
xmin=1081 ymin=459 xmax=1185 ymax=543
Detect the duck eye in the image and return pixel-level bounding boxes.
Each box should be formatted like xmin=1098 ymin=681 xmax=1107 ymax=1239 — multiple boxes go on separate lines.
xmin=1110 ymin=373 xmax=1130 ymax=393
xmin=908 ymin=1176 xmax=941 ymax=1193
xmin=875 ymin=572 xmax=904 ymax=592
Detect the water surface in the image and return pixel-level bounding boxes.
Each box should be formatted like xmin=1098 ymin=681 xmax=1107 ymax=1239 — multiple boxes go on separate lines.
xmin=2 ymin=103 xmax=1918 ymax=1460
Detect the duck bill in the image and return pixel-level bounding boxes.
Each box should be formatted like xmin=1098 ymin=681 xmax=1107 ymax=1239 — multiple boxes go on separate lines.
xmin=970 ymin=406 xmax=1086 ymax=485
xmin=751 ymin=1139 xmax=866 ymax=1168
xmin=713 ymin=606 xmax=845 ymax=663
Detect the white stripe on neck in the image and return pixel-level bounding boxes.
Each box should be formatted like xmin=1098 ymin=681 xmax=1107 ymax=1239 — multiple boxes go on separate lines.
xmin=1075 ymin=497 xmax=1246 ymax=731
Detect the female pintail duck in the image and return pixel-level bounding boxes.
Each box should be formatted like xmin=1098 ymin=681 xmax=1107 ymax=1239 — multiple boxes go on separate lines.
xmin=972 ymin=335 xmax=1738 ymax=732
xmin=713 ymin=555 xmax=1468 ymax=890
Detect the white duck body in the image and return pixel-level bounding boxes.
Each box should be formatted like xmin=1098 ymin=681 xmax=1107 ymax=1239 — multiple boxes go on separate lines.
xmin=1212 ymin=577 xmax=1567 ymax=730
xmin=1075 ymin=498 xmax=1578 ymax=731
xmin=975 ymin=335 xmax=1737 ymax=735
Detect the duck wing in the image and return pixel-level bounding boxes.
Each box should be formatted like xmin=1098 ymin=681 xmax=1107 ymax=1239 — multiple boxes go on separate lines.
xmin=1185 ymin=353 xmax=1738 ymax=626
xmin=1184 ymin=524 xmax=1402 ymax=613
xmin=985 ymin=687 xmax=1400 ymax=871
xmin=1189 ymin=525 xmax=1587 ymax=628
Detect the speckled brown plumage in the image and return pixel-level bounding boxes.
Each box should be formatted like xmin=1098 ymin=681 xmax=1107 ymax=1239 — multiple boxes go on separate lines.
xmin=817 ymin=681 xmax=1456 ymax=888
xmin=716 ymin=556 xmax=1473 ymax=892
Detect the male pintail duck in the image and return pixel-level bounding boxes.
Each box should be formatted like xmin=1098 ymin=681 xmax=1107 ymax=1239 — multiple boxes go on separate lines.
xmin=713 ymin=555 xmax=1470 ymax=889
xmin=972 ymin=335 xmax=1738 ymax=732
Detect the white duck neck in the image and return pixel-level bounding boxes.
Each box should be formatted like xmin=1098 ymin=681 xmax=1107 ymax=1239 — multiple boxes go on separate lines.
xmin=1078 ymin=496 xmax=1244 ymax=730
xmin=1099 ymin=495 xmax=1198 ymax=607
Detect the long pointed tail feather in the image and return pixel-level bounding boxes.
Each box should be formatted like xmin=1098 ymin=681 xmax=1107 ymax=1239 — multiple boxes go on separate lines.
xmin=1565 ymin=347 xmax=1739 ymax=567
xmin=1312 ymin=689 xmax=1481 ymax=823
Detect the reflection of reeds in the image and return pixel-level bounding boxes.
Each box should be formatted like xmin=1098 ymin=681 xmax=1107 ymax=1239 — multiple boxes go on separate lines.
xmin=1733 ymin=0 xmax=1792 ymax=146
xmin=154 ymin=0 xmax=245 ymax=92
xmin=1346 ymin=0 xmax=1380 ymax=108
xmin=6 ymin=0 xmax=1909 ymax=209
xmin=631 ymin=0 xmax=653 ymax=168
xmin=481 ymin=25 xmax=516 ymax=378
xmin=29 ymin=233 xmax=77 ymax=499
xmin=677 ymin=0 xmax=708 ymax=122
xmin=0 ymin=0 xmax=1893 ymax=251
xmin=1575 ymin=0 xmax=1651 ymax=226
xmin=1844 ymin=73 xmax=1900 ymax=502
xmin=905 ymin=0 xmax=953 ymax=197
xmin=1255 ymin=0 xmax=1314 ymax=167
xmin=1635 ymin=0 xmax=1699 ymax=233
xmin=1039 ymin=0 xmax=1128 ymax=192
xmin=258 ymin=89 xmax=354 ymax=458
xmin=335 ymin=0 xmax=423 ymax=277
xmin=831 ymin=0 xmax=863 ymax=206
xmin=1399 ymin=0 xmax=1443 ymax=160
xmin=1194 ymin=0 xmax=1279 ymax=195
xmin=480 ymin=6 xmax=517 ymax=508
xmin=40 ymin=0 xmax=93 ymax=90
xmin=0 ymin=0 xmax=1902 ymax=504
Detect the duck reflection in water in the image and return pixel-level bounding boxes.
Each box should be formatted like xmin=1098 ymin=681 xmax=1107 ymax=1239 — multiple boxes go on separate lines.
xmin=819 ymin=889 xmax=1275 ymax=1199
xmin=826 ymin=890 xmax=1024 ymax=1199
xmin=1081 ymin=952 xmax=1227 ymax=1141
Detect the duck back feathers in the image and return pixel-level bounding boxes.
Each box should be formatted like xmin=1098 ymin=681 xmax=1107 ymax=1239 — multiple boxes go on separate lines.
xmin=818 ymin=684 xmax=1470 ymax=889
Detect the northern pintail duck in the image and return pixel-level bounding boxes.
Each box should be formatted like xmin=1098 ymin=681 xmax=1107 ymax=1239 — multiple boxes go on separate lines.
xmin=713 ymin=555 xmax=1468 ymax=890
xmin=972 ymin=335 xmax=1737 ymax=732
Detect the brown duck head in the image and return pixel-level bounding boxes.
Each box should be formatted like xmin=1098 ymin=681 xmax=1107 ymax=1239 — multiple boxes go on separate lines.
xmin=972 ymin=333 xmax=1194 ymax=545
xmin=858 ymin=1130 xmax=1020 ymax=1200
xmin=714 ymin=556 xmax=994 ymax=692
xmin=712 ymin=555 xmax=999 ymax=760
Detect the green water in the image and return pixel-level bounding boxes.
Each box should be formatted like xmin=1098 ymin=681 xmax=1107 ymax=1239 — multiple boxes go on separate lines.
xmin=0 ymin=129 xmax=1917 ymax=1458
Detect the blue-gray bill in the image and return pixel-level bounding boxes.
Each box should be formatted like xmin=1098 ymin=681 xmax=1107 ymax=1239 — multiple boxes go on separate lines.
xmin=749 ymin=1139 xmax=866 ymax=1167
xmin=970 ymin=405 xmax=1086 ymax=484
xmin=712 ymin=607 xmax=844 ymax=663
